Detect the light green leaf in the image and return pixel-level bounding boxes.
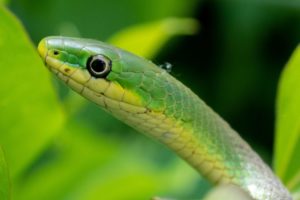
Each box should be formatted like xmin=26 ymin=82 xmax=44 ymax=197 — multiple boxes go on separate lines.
xmin=0 ymin=146 xmax=10 ymax=200
xmin=0 ymin=6 xmax=65 ymax=178
xmin=292 ymin=186 xmax=300 ymax=200
xmin=13 ymin=122 xmax=118 ymax=200
xmin=108 ymin=18 xmax=199 ymax=59
xmin=13 ymin=121 xmax=201 ymax=200
xmin=0 ymin=0 xmax=9 ymax=5
xmin=274 ymin=45 xmax=300 ymax=192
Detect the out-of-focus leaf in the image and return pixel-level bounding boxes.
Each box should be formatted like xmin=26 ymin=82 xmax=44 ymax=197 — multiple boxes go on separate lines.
xmin=108 ymin=18 xmax=199 ymax=59
xmin=0 ymin=146 xmax=10 ymax=200
xmin=8 ymin=0 xmax=199 ymax=43
xmin=293 ymin=190 xmax=300 ymax=200
xmin=13 ymin=121 xmax=202 ymax=200
xmin=274 ymin=45 xmax=300 ymax=192
xmin=70 ymin=158 xmax=203 ymax=200
xmin=0 ymin=0 xmax=9 ymax=5
xmin=0 ymin=6 xmax=65 ymax=178
xmin=13 ymin=122 xmax=117 ymax=200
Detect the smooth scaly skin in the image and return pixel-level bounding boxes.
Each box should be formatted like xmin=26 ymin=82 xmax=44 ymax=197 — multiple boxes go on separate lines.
xmin=38 ymin=36 xmax=292 ymax=200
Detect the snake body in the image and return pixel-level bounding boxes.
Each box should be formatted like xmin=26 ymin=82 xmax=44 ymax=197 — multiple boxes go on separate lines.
xmin=38 ymin=36 xmax=292 ymax=200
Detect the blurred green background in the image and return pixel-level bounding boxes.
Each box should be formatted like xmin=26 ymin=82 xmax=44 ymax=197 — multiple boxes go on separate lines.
xmin=1 ymin=0 xmax=300 ymax=199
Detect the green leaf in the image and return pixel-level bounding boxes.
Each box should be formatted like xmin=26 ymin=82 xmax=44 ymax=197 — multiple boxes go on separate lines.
xmin=13 ymin=121 xmax=202 ymax=200
xmin=0 ymin=146 xmax=10 ymax=200
xmin=13 ymin=122 xmax=118 ymax=200
xmin=274 ymin=45 xmax=300 ymax=192
xmin=0 ymin=0 xmax=9 ymax=5
xmin=292 ymin=188 xmax=300 ymax=200
xmin=0 ymin=6 xmax=65 ymax=178
xmin=108 ymin=18 xmax=199 ymax=59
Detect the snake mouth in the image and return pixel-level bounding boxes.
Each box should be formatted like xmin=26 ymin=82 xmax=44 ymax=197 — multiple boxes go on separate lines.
xmin=38 ymin=38 xmax=92 ymax=85
xmin=38 ymin=38 xmax=48 ymax=61
xmin=54 ymin=69 xmax=148 ymax=116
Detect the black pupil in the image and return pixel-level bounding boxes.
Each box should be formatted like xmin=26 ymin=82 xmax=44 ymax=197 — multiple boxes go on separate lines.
xmin=91 ymin=59 xmax=106 ymax=73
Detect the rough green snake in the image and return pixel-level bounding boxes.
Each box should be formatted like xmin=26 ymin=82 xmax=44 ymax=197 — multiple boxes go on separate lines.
xmin=37 ymin=36 xmax=292 ymax=200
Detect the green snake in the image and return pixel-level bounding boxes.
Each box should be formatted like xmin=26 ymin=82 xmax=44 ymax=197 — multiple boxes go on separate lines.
xmin=37 ymin=36 xmax=292 ymax=200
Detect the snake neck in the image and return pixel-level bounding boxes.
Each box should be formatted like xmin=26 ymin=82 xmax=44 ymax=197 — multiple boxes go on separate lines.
xmin=107 ymin=73 xmax=291 ymax=200
xmin=59 ymin=66 xmax=292 ymax=200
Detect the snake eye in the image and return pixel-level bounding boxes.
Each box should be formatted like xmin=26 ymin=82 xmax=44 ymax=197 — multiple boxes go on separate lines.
xmin=87 ymin=55 xmax=112 ymax=78
xmin=53 ymin=50 xmax=59 ymax=55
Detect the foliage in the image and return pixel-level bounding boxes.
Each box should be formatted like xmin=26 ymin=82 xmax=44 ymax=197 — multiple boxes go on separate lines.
xmin=0 ymin=0 xmax=8 ymax=5
xmin=0 ymin=147 xmax=9 ymax=200
xmin=0 ymin=0 xmax=300 ymax=199
xmin=0 ymin=3 xmax=203 ymax=200
xmin=275 ymin=45 xmax=300 ymax=195
xmin=108 ymin=18 xmax=199 ymax=59
xmin=0 ymin=6 xmax=65 ymax=179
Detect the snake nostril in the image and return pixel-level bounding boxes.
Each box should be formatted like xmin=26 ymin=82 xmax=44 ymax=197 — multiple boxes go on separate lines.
xmin=53 ymin=50 xmax=59 ymax=55
xmin=64 ymin=68 xmax=70 ymax=73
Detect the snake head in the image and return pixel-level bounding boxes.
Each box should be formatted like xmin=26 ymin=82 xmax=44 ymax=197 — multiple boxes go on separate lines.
xmin=37 ymin=36 xmax=169 ymax=116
